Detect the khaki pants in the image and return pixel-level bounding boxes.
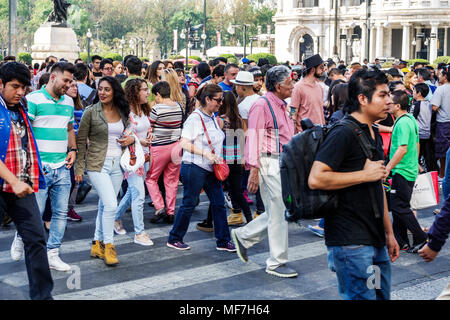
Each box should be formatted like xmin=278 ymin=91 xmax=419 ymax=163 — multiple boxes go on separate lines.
xmin=234 ymin=156 xmax=289 ymax=270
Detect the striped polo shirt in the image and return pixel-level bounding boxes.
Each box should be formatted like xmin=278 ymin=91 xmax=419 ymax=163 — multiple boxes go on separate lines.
xmin=26 ymin=86 xmax=74 ymax=169
xmin=150 ymin=102 xmax=183 ymax=146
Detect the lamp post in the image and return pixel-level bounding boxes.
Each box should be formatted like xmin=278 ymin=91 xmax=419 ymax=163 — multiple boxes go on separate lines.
xmin=9 ymin=0 xmax=17 ymax=57
xmin=180 ymin=20 xmax=192 ymax=71
xmin=249 ymin=36 xmax=258 ymax=55
xmin=202 ymin=0 xmax=207 ymax=57
xmin=86 ymin=29 xmax=92 ymax=63
xmin=120 ymin=37 xmax=125 ymax=57
xmin=227 ymin=23 xmax=250 ymax=58
xmin=95 ymin=22 xmax=101 ymax=42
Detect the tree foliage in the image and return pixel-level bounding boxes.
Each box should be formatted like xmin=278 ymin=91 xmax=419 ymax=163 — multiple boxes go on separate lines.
xmin=0 ymin=0 xmax=276 ymax=59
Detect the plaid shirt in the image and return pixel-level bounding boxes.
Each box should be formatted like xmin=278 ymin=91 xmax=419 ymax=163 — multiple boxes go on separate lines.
xmin=2 ymin=105 xmax=40 ymax=193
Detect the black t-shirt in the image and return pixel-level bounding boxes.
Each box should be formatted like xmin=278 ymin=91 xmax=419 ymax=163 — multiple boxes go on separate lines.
xmin=315 ymin=116 xmax=386 ymax=247
xmin=379 ymin=113 xmax=394 ymax=127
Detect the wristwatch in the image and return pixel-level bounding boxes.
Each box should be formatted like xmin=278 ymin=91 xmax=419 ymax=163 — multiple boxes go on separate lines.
xmin=69 ymin=148 xmax=77 ymax=153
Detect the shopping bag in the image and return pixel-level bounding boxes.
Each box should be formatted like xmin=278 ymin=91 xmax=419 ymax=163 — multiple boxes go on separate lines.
xmin=410 ymin=171 xmax=439 ymax=210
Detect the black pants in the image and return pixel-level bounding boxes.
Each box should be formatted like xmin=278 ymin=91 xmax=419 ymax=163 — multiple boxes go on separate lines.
xmin=206 ymin=164 xmax=252 ymax=224
xmin=391 ymin=174 xmax=427 ymax=248
xmin=420 ymin=138 xmax=439 ymax=172
xmin=241 ymin=169 xmax=265 ymax=213
xmin=0 ymin=192 xmax=53 ymax=300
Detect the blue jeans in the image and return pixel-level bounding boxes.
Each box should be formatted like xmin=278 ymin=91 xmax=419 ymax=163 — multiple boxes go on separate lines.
xmin=115 ymin=163 xmax=149 ymax=234
xmin=168 ymin=163 xmax=231 ymax=246
xmin=36 ymin=165 xmax=71 ymax=250
xmin=442 ymin=148 xmax=450 ymax=200
xmin=327 ymin=245 xmax=391 ymax=300
xmin=87 ymin=157 xmax=123 ymax=244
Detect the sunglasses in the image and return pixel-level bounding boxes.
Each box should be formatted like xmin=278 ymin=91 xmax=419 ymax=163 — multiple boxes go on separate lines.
xmin=211 ymin=97 xmax=223 ymax=103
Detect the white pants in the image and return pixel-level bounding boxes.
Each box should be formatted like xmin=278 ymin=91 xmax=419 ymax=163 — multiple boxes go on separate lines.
xmin=234 ymin=156 xmax=289 ymax=270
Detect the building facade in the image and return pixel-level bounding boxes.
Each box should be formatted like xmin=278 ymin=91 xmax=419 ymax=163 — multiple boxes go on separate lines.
xmin=274 ymin=0 xmax=450 ymax=64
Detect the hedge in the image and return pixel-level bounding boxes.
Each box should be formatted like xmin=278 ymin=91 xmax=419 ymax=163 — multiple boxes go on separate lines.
xmin=169 ymin=55 xmax=185 ymax=60
xmin=434 ymin=56 xmax=450 ymax=65
xmin=189 ymin=55 xmax=202 ymax=62
xmin=406 ymin=59 xmax=429 ymax=67
xmin=18 ymin=52 xmax=32 ymax=65
xmin=104 ymin=53 xmax=123 ymax=62
xmin=381 ymin=61 xmax=393 ymax=69
xmin=219 ymin=54 xmax=237 ymax=63
xmin=246 ymin=53 xmax=277 ymax=65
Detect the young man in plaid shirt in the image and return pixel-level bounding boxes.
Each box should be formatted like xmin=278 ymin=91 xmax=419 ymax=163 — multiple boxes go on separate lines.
xmin=0 ymin=62 xmax=53 ymax=299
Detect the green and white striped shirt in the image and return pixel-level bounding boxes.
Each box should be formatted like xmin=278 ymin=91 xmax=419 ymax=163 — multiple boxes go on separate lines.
xmin=27 ymin=86 xmax=74 ymax=169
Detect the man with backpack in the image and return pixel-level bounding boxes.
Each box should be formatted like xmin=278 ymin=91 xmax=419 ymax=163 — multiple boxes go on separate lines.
xmin=231 ymin=65 xmax=297 ymax=278
xmin=308 ymin=69 xmax=400 ymax=300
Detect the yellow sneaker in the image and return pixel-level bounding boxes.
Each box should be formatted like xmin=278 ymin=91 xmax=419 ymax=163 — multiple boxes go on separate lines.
xmin=104 ymin=243 xmax=119 ymax=266
xmin=90 ymin=240 xmax=105 ymax=259
xmin=253 ymin=210 xmax=263 ymax=219
xmin=227 ymin=211 xmax=244 ymax=225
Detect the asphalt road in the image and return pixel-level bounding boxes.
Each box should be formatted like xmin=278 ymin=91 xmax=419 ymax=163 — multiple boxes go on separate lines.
xmin=0 ymin=184 xmax=449 ymax=300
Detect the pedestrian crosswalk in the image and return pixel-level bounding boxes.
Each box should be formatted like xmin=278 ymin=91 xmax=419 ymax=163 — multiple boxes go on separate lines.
xmin=0 ymin=189 xmax=449 ymax=300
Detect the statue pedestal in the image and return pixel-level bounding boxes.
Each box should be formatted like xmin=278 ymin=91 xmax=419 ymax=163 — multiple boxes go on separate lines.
xmin=31 ymin=23 xmax=80 ymax=65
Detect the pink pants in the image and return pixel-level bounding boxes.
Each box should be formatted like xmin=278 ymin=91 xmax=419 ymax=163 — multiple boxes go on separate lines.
xmin=145 ymin=141 xmax=182 ymax=215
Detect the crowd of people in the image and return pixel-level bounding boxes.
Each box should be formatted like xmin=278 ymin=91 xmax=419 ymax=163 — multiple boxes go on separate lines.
xmin=0 ymin=51 xmax=450 ymax=301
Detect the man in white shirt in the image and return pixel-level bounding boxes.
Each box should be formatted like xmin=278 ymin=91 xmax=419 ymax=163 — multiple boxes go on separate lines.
xmin=233 ymin=71 xmax=260 ymax=127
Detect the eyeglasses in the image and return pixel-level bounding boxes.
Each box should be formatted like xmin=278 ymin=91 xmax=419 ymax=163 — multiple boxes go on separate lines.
xmin=211 ymin=97 xmax=223 ymax=103
xmin=103 ymin=67 xmax=113 ymax=71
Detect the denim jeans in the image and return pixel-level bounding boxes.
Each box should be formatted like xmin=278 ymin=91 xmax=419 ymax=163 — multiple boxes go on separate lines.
xmin=88 ymin=156 xmax=123 ymax=244
xmin=168 ymin=162 xmax=231 ymax=246
xmin=115 ymin=163 xmax=149 ymax=234
xmin=35 ymin=165 xmax=71 ymax=250
xmin=327 ymin=245 xmax=391 ymax=300
xmin=0 ymin=192 xmax=53 ymax=300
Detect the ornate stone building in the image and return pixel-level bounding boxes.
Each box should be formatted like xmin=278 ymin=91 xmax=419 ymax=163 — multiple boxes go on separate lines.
xmin=274 ymin=0 xmax=450 ymax=63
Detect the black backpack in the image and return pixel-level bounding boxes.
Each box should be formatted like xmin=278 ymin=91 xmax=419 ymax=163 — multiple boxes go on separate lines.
xmin=282 ymin=117 xmax=382 ymax=222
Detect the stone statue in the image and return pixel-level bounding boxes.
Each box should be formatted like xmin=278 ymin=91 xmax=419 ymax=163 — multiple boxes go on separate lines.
xmin=47 ymin=0 xmax=71 ymax=25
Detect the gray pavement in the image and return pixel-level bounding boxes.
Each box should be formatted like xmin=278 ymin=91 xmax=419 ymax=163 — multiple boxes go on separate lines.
xmin=0 ymin=186 xmax=449 ymax=300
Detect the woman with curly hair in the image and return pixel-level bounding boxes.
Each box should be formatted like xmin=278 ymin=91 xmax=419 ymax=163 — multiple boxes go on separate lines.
xmin=75 ymin=76 xmax=134 ymax=266
xmin=113 ymin=78 xmax=154 ymax=246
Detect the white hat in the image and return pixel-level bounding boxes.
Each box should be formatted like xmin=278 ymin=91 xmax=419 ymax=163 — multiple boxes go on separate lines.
xmin=230 ymin=71 xmax=256 ymax=86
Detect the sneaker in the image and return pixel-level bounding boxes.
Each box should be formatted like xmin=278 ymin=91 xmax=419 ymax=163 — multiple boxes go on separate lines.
xmin=134 ymin=233 xmax=154 ymax=246
xmin=265 ymin=264 xmax=298 ymax=278
xmin=400 ymin=244 xmax=410 ymax=252
xmin=47 ymin=248 xmax=71 ymax=272
xmin=67 ymin=208 xmax=82 ymax=222
xmin=231 ymin=229 xmax=248 ymax=263
xmin=75 ymin=182 xmax=92 ymax=204
xmin=217 ymin=241 xmax=236 ymax=252
xmin=11 ymin=232 xmax=24 ymax=261
xmin=407 ymin=240 xmax=428 ymax=254
xmin=227 ymin=212 xmax=244 ymax=226
xmin=164 ymin=214 xmax=175 ymax=224
xmin=224 ymin=193 xmax=232 ymax=208
xmin=308 ymin=225 xmax=324 ymax=238
xmin=150 ymin=208 xmax=167 ymax=223
xmin=167 ymin=241 xmax=190 ymax=251
xmin=114 ymin=220 xmax=126 ymax=235
xmin=433 ymin=208 xmax=441 ymax=215
xmin=197 ymin=219 xmax=214 ymax=232
xmin=253 ymin=210 xmax=263 ymax=219
xmin=243 ymin=190 xmax=254 ymax=205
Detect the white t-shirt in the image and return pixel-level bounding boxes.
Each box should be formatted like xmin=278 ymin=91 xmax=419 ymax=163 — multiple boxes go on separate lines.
xmin=181 ymin=109 xmax=225 ymax=172
xmin=130 ymin=112 xmax=151 ymax=153
xmin=106 ymin=120 xmax=124 ymax=157
xmin=238 ymin=94 xmax=260 ymax=120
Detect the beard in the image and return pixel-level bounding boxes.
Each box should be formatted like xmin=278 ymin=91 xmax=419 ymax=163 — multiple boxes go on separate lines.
xmin=314 ymin=70 xmax=322 ymax=79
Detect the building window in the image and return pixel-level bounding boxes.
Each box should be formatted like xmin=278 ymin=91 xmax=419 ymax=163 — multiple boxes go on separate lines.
xmin=299 ymin=0 xmax=319 ymax=7
xmin=341 ymin=0 xmax=365 ymax=6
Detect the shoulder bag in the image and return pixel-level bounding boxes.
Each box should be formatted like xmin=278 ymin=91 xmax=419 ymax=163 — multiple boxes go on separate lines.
xmin=196 ymin=113 xmax=229 ymax=181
